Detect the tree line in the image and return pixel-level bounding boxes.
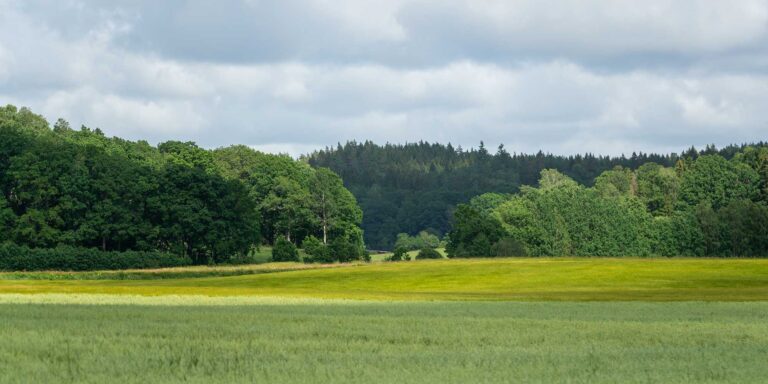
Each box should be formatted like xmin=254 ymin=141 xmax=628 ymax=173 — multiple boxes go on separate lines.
xmin=0 ymin=105 xmax=365 ymax=267
xmin=447 ymin=148 xmax=768 ymax=257
xmin=307 ymin=140 xmax=762 ymax=250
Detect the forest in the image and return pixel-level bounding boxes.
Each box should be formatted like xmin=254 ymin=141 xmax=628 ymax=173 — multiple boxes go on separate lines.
xmin=447 ymin=152 xmax=768 ymax=258
xmin=2 ymin=104 xmax=767 ymax=268
xmin=0 ymin=105 xmax=365 ymax=269
xmin=307 ymin=140 xmax=767 ymax=250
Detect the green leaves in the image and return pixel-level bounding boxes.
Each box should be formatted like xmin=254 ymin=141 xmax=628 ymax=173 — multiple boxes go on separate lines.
xmin=272 ymin=236 xmax=299 ymax=262
xmin=212 ymin=146 xmax=365 ymax=258
xmin=679 ymin=155 xmax=760 ymax=209
xmin=446 ymin=204 xmax=505 ymax=257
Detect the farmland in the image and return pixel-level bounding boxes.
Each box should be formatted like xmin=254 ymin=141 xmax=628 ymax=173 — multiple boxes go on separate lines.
xmin=2 ymin=298 xmax=768 ymax=383
xmin=2 ymin=258 xmax=768 ymax=383
xmin=2 ymin=258 xmax=768 ymax=301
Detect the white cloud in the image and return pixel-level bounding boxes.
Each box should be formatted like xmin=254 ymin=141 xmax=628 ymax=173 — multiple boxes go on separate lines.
xmin=309 ymin=0 xmax=409 ymax=42
xmin=39 ymin=88 xmax=206 ymax=137
xmin=455 ymin=0 xmax=768 ymax=54
xmin=248 ymin=143 xmax=325 ymax=158
xmin=0 ymin=43 xmax=10 ymax=82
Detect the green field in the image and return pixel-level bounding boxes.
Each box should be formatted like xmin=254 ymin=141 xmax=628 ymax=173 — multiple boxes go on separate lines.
xmin=2 ymin=258 xmax=768 ymax=300
xmin=1 ymin=299 xmax=767 ymax=383
xmin=3 ymin=258 xmax=768 ymax=383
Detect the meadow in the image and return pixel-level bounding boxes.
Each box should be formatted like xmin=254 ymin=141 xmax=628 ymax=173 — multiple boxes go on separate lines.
xmin=3 ymin=258 xmax=768 ymax=383
xmin=2 ymin=258 xmax=768 ymax=300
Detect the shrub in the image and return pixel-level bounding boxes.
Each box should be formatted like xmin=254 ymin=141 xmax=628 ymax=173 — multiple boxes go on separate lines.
xmin=329 ymin=236 xmax=362 ymax=262
xmin=302 ymin=235 xmax=332 ymax=263
xmin=394 ymin=231 xmax=441 ymax=251
xmin=272 ymin=237 xmax=299 ymax=262
xmin=0 ymin=243 xmax=191 ymax=271
xmin=388 ymin=247 xmax=408 ymax=261
xmin=416 ymin=248 xmax=442 ymax=260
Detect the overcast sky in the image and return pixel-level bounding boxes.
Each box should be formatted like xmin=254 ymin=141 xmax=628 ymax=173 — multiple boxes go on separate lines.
xmin=1 ymin=0 xmax=767 ymax=156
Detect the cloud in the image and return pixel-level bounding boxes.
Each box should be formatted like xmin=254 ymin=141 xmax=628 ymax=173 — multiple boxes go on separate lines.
xmin=15 ymin=0 xmax=768 ymax=67
xmin=1 ymin=0 xmax=767 ymax=157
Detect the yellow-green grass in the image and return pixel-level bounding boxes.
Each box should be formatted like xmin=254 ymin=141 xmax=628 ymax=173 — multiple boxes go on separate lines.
xmin=2 ymin=258 xmax=768 ymax=301
xmin=2 ymin=301 xmax=768 ymax=383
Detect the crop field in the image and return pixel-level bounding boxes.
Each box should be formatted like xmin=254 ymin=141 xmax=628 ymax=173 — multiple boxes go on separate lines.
xmin=2 ymin=299 xmax=768 ymax=383
xmin=2 ymin=258 xmax=768 ymax=383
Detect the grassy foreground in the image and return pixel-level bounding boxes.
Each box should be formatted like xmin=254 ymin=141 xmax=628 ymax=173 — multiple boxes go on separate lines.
xmin=1 ymin=300 xmax=767 ymax=383
xmin=2 ymin=258 xmax=768 ymax=300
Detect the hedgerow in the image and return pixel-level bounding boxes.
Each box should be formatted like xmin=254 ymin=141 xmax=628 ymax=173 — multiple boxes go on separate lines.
xmin=0 ymin=243 xmax=191 ymax=271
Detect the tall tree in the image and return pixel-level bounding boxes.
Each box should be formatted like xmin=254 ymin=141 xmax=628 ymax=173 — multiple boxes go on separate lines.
xmin=310 ymin=168 xmax=362 ymax=244
xmin=260 ymin=176 xmax=313 ymax=243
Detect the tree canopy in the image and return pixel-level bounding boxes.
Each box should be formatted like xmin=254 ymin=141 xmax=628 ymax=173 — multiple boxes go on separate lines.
xmin=307 ymin=140 xmax=766 ymax=250
xmin=0 ymin=105 xmax=365 ymax=266
xmin=447 ymin=150 xmax=768 ymax=258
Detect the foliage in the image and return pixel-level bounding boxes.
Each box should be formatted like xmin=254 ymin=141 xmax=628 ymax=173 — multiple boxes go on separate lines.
xmin=328 ymin=235 xmax=362 ymax=263
xmin=272 ymin=236 xmax=299 ymax=262
xmin=445 ymin=205 xmax=505 ymax=258
xmin=310 ymin=168 xmax=363 ymax=245
xmin=594 ymin=166 xmax=635 ymax=197
xmin=468 ymin=193 xmax=511 ymax=216
xmin=415 ymin=248 xmax=442 ymax=259
xmin=451 ymin=154 xmax=768 ymax=257
xmin=0 ymin=243 xmax=190 ymax=271
xmin=716 ymin=199 xmax=768 ymax=257
xmin=0 ymin=105 xmax=364 ymax=269
xmin=733 ymin=146 xmax=768 ymax=201
xmin=490 ymin=237 xmax=527 ymax=257
xmin=394 ymin=231 xmax=441 ymax=251
xmin=635 ymin=162 xmax=679 ymax=215
xmin=301 ymin=235 xmax=332 ymax=263
xmin=679 ymin=155 xmax=760 ymax=209
xmin=388 ymin=247 xmax=408 ymax=261
xmin=308 ymin=140 xmax=768 ymax=250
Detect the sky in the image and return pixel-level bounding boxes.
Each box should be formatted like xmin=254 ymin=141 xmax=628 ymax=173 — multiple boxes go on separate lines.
xmin=1 ymin=0 xmax=767 ymax=157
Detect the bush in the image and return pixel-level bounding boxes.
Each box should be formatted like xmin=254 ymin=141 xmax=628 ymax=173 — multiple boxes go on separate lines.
xmin=388 ymin=247 xmax=408 ymax=261
xmin=302 ymin=235 xmax=332 ymax=263
xmin=329 ymin=236 xmax=362 ymax=262
xmin=394 ymin=231 xmax=441 ymax=251
xmin=0 ymin=243 xmax=191 ymax=271
xmin=416 ymin=248 xmax=442 ymax=260
xmin=272 ymin=237 xmax=299 ymax=262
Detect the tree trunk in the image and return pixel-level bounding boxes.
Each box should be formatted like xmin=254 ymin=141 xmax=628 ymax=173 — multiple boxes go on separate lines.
xmin=321 ymin=192 xmax=328 ymax=244
xmin=323 ymin=222 xmax=327 ymax=244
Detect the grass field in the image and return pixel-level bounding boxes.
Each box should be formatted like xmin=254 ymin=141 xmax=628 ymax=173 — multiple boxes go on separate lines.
xmin=3 ymin=258 xmax=768 ymax=383
xmin=2 ymin=258 xmax=768 ymax=300
xmin=1 ymin=299 xmax=767 ymax=383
